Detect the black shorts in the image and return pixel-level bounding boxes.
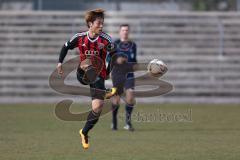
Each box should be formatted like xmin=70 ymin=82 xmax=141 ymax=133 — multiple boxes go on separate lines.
xmin=111 ymin=63 xmax=135 ymax=95
xmin=77 ymin=68 xmax=106 ymax=100
xmin=112 ymin=76 xmax=135 ymax=95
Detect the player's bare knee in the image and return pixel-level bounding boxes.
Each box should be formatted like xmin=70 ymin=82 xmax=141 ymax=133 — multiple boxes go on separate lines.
xmin=127 ymin=100 xmax=135 ymax=106
xmin=92 ymin=99 xmax=104 ymax=113
xmin=126 ymin=89 xmax=135 ymax=105
xmin=112 ymin=95 xmax=120 ymax=105
xmin=126 ymin=97 xmax=135 ymax=106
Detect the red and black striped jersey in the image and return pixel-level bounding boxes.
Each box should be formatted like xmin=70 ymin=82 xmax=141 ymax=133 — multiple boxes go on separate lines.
xmin=60 ymin=31 xmax=114 ymax=79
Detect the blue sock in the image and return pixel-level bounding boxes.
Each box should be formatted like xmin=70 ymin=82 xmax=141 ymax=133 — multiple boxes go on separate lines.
xmin=112 ymin=104 xmax=119 ymax=130
xmin=125 ymin=104 xmax=134 ymax=126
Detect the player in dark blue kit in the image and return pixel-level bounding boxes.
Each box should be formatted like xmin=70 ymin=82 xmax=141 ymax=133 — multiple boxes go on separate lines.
xmin=110 ymin=24 xmax=137 ymax=131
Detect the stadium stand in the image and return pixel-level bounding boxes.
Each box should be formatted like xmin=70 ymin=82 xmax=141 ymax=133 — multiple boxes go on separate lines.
xmin=0 ymin=11 xmax=240 ymax=103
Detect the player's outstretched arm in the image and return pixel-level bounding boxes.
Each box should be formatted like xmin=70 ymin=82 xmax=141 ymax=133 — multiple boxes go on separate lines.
xmin=57 ymin=34 xmax=80 ymax=76
xmin=132 ymin=62 xmax=147 ymax=71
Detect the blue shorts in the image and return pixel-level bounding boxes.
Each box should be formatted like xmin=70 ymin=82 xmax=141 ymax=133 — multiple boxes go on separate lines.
xmin=111 ymin=63 xmax=135 ymax=95
xmin=112 ymin=76 xmax=135 ymax=95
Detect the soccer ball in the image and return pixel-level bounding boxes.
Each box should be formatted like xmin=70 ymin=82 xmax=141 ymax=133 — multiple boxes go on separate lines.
xmin=147 ymin=59 xmax=168 ymax=77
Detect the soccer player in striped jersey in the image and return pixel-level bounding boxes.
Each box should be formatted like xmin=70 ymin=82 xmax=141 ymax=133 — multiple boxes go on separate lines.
xmin=57 ymin=9 xmax=117 ymax=149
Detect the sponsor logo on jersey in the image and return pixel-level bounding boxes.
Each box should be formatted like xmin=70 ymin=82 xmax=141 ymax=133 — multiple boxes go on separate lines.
xmin=84 ymin=50 xmax=99 ymax=56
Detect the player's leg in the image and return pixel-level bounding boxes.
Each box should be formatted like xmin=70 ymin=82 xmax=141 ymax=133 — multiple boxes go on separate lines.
xmin=111 ymin=75 xmax=125 ymax=130
xmin=82 ymin=77 xmax=115 ymax=135
xmin=77 ymin=66 xmax=116 ymax=149
xmin=80 ymin=99 xmax=103 ymax=149
xmin=77 ymin=66 xmax=116 ymax=98
xmin=124 ymin=78 xmax=135 ymax=131
xmin=78 ymin=76 xmax=105 ymax=149
xmin=111 ymin=95 xmax=120 ymax=130
xmin=82 ymin=99 xmax=104 ymax=134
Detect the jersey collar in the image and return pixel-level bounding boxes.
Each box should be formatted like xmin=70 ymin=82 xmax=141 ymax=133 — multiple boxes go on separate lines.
xmin=87 ymin=31 xmax=99 ymax=43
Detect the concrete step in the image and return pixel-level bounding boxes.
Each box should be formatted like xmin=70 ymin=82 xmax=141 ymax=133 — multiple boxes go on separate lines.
xmin=0 ymin=25 xmax=219 ymax=33
xmin=1 ymin=62 xmax=240 ymax=72
xmin=1 ymin=95 xmax=239 ymax=104
xmin=1 ymin=54 xmax=240 ymax=65
xmin=0 ymin=18 xmax=84 ymax=25
xmin=0 ymin=52 xmax=75 ymax=61
xmin=1 ymin=66 xmax=240 ymax=74
xmin=1 ymin=39 xmax=240 ymax=49
xmin=1 ymin=47 xmax=240 ymax=58
xmin=1 ymin=61 xmax=239 ymax=70
xmin=1 ymin=27 xmax=232 ymax=36
xmin=136 ymin=96 xmax=240 ymax=104
xmin=171 ymin=89 xmax=240 ymax=96
xmin=138 ymin=55 xmax=240 ymax=62
xmin=0 ymin=86 xmax=239 ymax=97
xmin=0 ymin=17 xmax=220 ymax=25
xmin=0 ymin=70 xmax=239 ymax=80
xmin=0 ymin=51 xmax=227 ymax=58
xmin=165 ymin=74 xmax=240 ymax=81
xmin=2 ymin=40 xmax=240 ymax=49
xmin=0 ymin=25 xmax=239 ymax=37
xmin=1 ymin=79 xmax=240 ymax=90
xmin=0 ymin=32 xmax=225 ymax=39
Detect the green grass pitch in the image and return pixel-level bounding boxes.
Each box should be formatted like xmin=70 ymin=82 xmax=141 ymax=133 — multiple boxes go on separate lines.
xmin=0 ymin=103 xmax=240 ymax=160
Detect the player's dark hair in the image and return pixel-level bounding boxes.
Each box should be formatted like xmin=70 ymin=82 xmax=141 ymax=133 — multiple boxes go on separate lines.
xmin=120 ymin=24 xmax=130 ymax=29
xmin=85 ymin=8 xmax=105 ymax=28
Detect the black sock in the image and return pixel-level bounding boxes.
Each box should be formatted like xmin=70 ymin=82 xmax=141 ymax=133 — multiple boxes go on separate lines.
xmin=125 ymin=104 xmax=134 ymax=126
xmin=82 ymin=110 xmax=101 ymax=135
xmin=112 ymin=104 xmax=119 ymax=129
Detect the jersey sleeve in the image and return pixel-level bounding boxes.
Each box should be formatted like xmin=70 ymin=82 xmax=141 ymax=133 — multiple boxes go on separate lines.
xmin=58 ymin=34 xmax=80 ymax=63
xmin=132 ymin=42 xmax=137 ymax=63
xmin=104 ymin=36 xmax=116 ymax=75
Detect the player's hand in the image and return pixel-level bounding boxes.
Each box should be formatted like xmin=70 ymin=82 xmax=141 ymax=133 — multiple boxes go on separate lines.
xmin=116 ymin=56 xmax=127 ymax=64
xmin=57 ymin=63 xmax=63 ymax=75
xmin=110 ymin=73 xmax=112 ymax=79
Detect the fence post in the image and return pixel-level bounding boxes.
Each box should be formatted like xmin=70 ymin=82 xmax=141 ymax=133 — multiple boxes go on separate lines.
xmin=38 ymin=0 xmax=42 ymax=11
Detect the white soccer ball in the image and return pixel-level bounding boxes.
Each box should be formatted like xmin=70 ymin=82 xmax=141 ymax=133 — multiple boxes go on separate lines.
xmin=147 ymin=59 xmax=168 ymax=77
